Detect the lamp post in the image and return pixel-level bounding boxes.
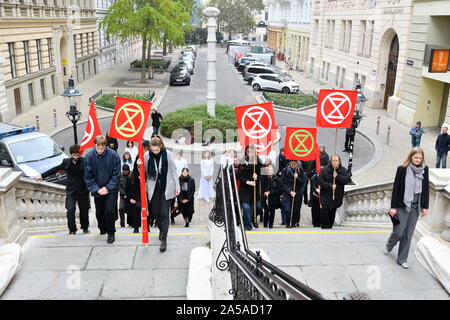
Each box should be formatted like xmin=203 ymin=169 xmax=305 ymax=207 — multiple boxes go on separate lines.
xmin=347 ymin=80 xmax=368 ymax=181
xmin=61 ymin=77 xmax=83 ymax=145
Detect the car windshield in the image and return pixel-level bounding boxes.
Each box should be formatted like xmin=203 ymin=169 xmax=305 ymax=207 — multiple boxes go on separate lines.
xmin=281 ymin=76 xmax=293 ymax=82
xmin=9 ymin=136 xmax=63 ymax=164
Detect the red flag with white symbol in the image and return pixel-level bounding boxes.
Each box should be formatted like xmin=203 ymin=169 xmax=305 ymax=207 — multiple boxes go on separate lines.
xmin=79 ymin=100 xmax=102 ymax=155
xmin=316 ymin=89 xmax=358 ymax=129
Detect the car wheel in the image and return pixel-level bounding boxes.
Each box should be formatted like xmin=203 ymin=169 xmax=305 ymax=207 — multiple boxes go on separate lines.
xmin=253 ymin=83 xmax=261 ymax=91
xmin=247 ymin=78 xmax=253 ymax=85
xmin=282 ymin=87 xmax=290 ymax=94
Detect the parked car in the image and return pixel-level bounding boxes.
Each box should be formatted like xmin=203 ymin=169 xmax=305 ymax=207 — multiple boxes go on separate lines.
xmin=235 ymin=56 xmax=261 ymax=68
xmin=170 ymin=65 xmax=191 ymax=85
xmin=238 ymin=61 xmax=269 ymax=73
xmin=180 ymin=55 xmax=195 ymax=67
xmin=237 ymin=58 xmax=264 ymax=72
xmin=182 ymin=51 xmax=196 ymax=61
xmin=178 ymin=60 xmax=194 ymax=75
xmin=251 ymin=74 xmax=299 ymax=94
xmin=243 ymin=65 xmax=287 ymax=84
xmin=0 ymin=123 xmax=68 ymax=184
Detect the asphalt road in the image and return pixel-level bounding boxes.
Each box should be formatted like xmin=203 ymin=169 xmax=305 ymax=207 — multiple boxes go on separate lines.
xmin=53 ymin=48 xmax=375 ymax=187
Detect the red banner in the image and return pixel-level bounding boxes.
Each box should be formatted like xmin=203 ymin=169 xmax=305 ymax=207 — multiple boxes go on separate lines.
xmin=234 ymin=102 xmax=278 ymax=156
xmin=79 ymin=100 xmax=102 ymax=155
xmin=108 ymin=97 xmax=152 ymax=142
xmin=316 ymin=90 xmax=357 ymax=129
xmin=284 ymin=127 xmax=317 ymax=161
xmin=138 ymin=144 xmax=149 ymax=244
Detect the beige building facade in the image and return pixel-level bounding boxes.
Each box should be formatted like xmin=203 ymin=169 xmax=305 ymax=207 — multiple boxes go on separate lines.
xmin=396 ymin=0 xmax=450 ymax=128
xmin=267 ymin=0 xmax=312 ymax=71
xmin=0 ymin=0 xmax=98 ymax=122
xmin=307 ymin=0 xmax=414 ymax=111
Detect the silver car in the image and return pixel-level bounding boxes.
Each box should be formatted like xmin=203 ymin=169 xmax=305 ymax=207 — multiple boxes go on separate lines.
xmin=243 ymin=65 xmax=285 ymax=84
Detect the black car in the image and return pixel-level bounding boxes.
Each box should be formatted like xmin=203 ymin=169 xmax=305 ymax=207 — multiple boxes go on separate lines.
xmin=170 ymin=65 xmax=191 ymax=85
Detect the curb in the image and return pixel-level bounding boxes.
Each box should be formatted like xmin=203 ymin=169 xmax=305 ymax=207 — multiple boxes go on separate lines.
xmin=259 ymin=94 xmax=317 ymax=112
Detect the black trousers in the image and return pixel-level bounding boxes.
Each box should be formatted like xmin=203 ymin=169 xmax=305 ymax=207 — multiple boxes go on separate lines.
xmin=94 ymin=193 xmax=118 ymax=236
xmin=65 ymin=192 xmax=90 ymax=232
xmin=149 ymin=189 xmax=170 ymax=240
xmin=320 ymin=206 xmax=337 ymax=229
xmin=345 ymin=134 xmax=351 ymax=151
xmin=311 ymin=197 xmax=321 ymax=227
xmin=132 ymin=201 xmax=141 ymax=229
xmin=264 ymin=205 xmax=279 ymax=227
xmin=119 ymin=197 xmax=133 ymax=227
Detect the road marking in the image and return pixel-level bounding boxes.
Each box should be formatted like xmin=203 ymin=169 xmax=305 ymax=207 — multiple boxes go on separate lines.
xmin=31 ymin=232 xmax=209 ymax=238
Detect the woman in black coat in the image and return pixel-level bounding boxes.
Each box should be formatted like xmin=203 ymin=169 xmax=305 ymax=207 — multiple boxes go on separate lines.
xmin=318 ymin=155 xmax=351 ymax=229
xmin=385 ymin=147 xmax=429 ymax=269
xmin=177 ymin=168 xmax=196 ymax=227
xmin=263 ymin=165 xmax=282 ymax=228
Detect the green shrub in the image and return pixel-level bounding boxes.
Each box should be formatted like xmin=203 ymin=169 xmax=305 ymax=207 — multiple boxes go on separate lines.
xmin=264 ymin=92 xmax=317 ymax=109
xmin=160 ymin=104 xmax=238 ymax=141
xmin=132 ymin=59 xmax=170 ymax=69
xmin=95 ymin=93 xmax=154 ymax=110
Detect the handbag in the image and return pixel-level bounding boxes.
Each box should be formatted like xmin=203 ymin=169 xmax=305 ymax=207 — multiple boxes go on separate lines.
xmin=388 ymin=210 xmax=400 ymax=225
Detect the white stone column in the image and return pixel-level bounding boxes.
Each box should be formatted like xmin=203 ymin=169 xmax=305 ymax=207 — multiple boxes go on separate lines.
xmin=0 ymin=51 xmax=9 ymax=122
xmin=203 ymin=7 xmax=220 ymax=117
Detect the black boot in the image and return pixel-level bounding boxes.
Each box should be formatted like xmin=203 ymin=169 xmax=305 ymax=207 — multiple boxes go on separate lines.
xmin=107 ymin=234 xmax=115 ymax=244
xmin=133 ymin=228 xmax=139 ymax=234
xmin=160 ymin=239 xmax=167 ymax=252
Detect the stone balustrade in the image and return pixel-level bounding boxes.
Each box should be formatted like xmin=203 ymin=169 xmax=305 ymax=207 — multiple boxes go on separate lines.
xmin=0 ymin=168 xmax=67 ymax=245
xmin=336 ymin=168 xmax=450 ymax=243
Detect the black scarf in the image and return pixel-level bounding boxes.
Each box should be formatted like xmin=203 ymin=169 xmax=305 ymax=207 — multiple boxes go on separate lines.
xmin=147 ymin=149 xmax=168 ymax=189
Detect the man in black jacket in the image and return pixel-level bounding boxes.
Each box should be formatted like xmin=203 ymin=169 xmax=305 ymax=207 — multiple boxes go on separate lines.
xmin=435 ymin=127 xmax=450 ymax=168
xmin=151 ymin=108 xmax=163 ymax=137
xmin=281 ymin=160 xmax=307 ymax=228
xmin=84 ymin=135 xmax=121 ymax=244
xmin=36 ymin=144 xmax=90 ymax=235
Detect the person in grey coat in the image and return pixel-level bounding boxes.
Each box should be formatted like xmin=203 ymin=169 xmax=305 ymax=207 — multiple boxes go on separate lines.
xmin=384 ymin=147 xmax=429 ymax=269
xmin=144 ymin=136 xmax=180 ymax=252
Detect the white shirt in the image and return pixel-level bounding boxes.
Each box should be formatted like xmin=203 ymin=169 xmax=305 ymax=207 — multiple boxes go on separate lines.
xmin=220 ymin=154 xmax=232 ymax=167
xmin=125 ymin=146 xmax=138 ymax=162
xmin=174 ymin=157 xmax=188 ymax=177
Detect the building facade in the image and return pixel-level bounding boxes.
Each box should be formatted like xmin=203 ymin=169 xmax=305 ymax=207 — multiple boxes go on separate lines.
xmin=0 ymin=0 xmax=98 ymax=121
xmin=267 ymin=0 xmax=312 ymax=71
xmin=306 ymin=0 xmax=414 ymax=111
xmin=96 ymin=0 xmax=135 ymax=72
xmin=396 ymin=0 xmax=450 ymax=127
xmin=0 ymin=50 xmax=7 ymax=121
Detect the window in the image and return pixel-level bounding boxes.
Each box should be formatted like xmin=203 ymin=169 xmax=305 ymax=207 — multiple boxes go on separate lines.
xmin=330 ymin=20 xmax=335 ymax=49
xmin=47 ymin=38 xmax=53 ymax=66
xmin=8 ymin=42 xmax=17 ymax=78
xmin=366 ymin=21 xmax=374 ymax=57
xmin=310 ymin=57 xmax=314 ymax=74
xmin=40 ymin=79 xmax=46 ymax=100
xmin=28 ymin=83 xmax=35 ymax=106
xmin=313 ymin=20 xmax=319 ymax=45
xmin=335 ymin=66 xmax=340 ymax=86
xmin=325 ymin=20 xmax=330 ymax=48
xmin=340 ymin=68 xmax=346 ymax=89
xmin=345 ymin=21 xmax=352 ymax=53
xmin=91 ymin=32 xmax=95 ymax=53
xmin=353 ymin=72 xmax=359 ymax=89
xmin=326 ymin=62 xmax=330 ymax=81
xmin=36 ymin=40 xmax=42 ymax=70
xmin=23 ymin=41 xmax=31 ymax=74
xmin=321 ymin=61 xmax=325 ymax=79
xmin=339 ymin=20 xmax=346 ymax=51
xmin=73 ymin=35 xmax=77 ymax=58
xmin=51 ymin=75 xmax=56 ymax=95
xmin=361 ymin=75 xmax=366 ymax=90
xmin=358 ymin=21 xmax=366 ymax=56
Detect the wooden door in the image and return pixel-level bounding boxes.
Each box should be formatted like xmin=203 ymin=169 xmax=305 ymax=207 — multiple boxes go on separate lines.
xmin=14 ymin=88 xmax=22 ymax=115
xmin=384 ymin=35 xmax=399 ymax=109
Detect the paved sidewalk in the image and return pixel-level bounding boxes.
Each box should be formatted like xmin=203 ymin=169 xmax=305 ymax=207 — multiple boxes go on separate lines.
xmin=273 ymin=59 xmax=444 ymax=185
xmin=11 ymin=49 xmax=182 ymax=135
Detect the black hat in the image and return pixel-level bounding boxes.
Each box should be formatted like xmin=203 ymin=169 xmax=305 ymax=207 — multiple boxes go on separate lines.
xmin=122 ymin=164 xmax=130 ymax=171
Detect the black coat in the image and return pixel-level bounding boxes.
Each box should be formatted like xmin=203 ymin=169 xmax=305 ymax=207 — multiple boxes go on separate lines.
xmin=106 ymin=135 xmax=118 ymax=151
xmin=435 ymin=133 xmax=450 ymax=153
xmin=277 ymin=153 xmax=287 ymax=175
xmin=391 ymin=165 xmax=429 ymax=210
xmin=151 ymin=112 xmax=163 ymax=127
xmin=177 ymin=176 xmax=196 ymax=203
xmin=237 ymin=160 xmax=263 ymax=203
xmin=280 ymin=166 xmax=307 ymax=199
xmin=42 ymin=157 xmax=89 ymax=196
xmin=263 ymin=175 xmax=282 ymax=208
xmin=84 ymin=148 xmax=122 ymax=197
xmin=318 ymin=164 xmax=351 ymax=208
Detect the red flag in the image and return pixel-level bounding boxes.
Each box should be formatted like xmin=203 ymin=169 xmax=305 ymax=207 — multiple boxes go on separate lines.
xmin=79 ymin=100 xmax=102 ymax=155
xmin=108 ymin=97 xmax=152 ymax=142
xmin=284 ymin=127 xmax=317 ymax=161
xmin=235 ymin=102 xmax=278 ymax=156
xmin=316 ymin=89 xmax=357 ymax=128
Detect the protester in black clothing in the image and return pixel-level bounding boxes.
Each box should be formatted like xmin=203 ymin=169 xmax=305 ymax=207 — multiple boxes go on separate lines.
xmin=151 ymin=108 xmax=163 ymax=137
xmin=238 ymin=144 xmax=263 ymax=231
xmin=263 ymin=165 xmax=282 ymax=228
xmin=177 ymin=168 xmax=196 ymax=227
xmin=343 ymin=128 xmax=352 ymax=152
xmin=307 ymin=169 xmax=321 ymax=227
xmin=277 ymin=147 xmax=288 ymax=176
xmin=105 ymin=130 xmax=119 ymax=152
xmin=36 ymin=144 xmax=90 ymax=235
xmin=119 ymin=164 xmax=132 ymax=228
xmin=281 ymin=160 xmax=307 ymax=228
xmin=319 ymin=145 xmax=330 ymax=167
xmin=84 ymin=135 xmax=122 ymax=244
xmin=318 ymin=155 xmax=351 ymax=229
xmin=435 ymin=126 xmax=450 ymax=168
xmin=126 ymin=162 xmax=141 ymax=234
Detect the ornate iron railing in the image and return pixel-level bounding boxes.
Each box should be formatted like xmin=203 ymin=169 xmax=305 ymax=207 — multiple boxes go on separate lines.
xmin=210 ymin=165 xmax=327 ymax=300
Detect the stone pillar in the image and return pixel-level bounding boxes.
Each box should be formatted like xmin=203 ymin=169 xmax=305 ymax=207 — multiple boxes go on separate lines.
xmin=442 ymin=184 xmax=450 ymax=242
xmin=203 ymin=7 xmax=220 ymax=117
xmin=0 ymin=50 xmax=9 ymax=122
xmin=0 ymin=169 xmax=27 ymax=245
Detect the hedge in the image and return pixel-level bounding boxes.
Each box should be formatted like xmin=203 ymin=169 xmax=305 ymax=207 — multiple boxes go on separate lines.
xmin=95 ymin=93 xmax=154 ymax=110
xmin=132 ymin=59 xmax=170 ymax=69
xmin=160 ymin=104 xmax=237 ymax=141
xmin=264 ymin=92 xmax=317 ymax=109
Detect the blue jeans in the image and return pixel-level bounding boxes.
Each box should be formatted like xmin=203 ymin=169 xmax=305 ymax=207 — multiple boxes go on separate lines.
xmin=281 ymin=196 xmax=301 ymax=226
xmin=436 ymin=151 xmax=448 ymax=168
xmin=411 ymin=139 xmax=421 ymax=148
xmin=242 ymin=201 xmax=261 ymax=230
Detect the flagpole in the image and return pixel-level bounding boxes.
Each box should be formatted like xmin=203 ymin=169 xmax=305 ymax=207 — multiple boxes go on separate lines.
xmin=333 ymin=128 xmax=338 ymax=200
xmin=253 ymin=147 xmax=257 ymax=228
xmin=290 ymin=166 xmax=297 ymax=228
xmin=138 ymin=144 xmax=149 ymax=246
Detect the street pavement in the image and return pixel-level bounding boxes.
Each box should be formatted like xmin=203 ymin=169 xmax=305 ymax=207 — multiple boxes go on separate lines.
xmin=4 ymin=46 xmax=449 ymax=300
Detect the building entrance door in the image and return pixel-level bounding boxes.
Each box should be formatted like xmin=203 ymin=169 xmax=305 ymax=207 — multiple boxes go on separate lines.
xmin=14 ymin=88 xmax=21 ymax=115
xmin=383 ymin=35 xmax=399 ymax=109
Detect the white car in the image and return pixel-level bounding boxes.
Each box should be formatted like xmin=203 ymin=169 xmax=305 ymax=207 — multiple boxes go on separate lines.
xmin=252 ymin=74 xmax=299 ymax=94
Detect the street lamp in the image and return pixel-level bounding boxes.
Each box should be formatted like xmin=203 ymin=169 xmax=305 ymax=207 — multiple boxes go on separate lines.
xmin=347 ymin=80 xmax=368 ymax=181
xmin=61 ymin=77 xmax=83 ymax=145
